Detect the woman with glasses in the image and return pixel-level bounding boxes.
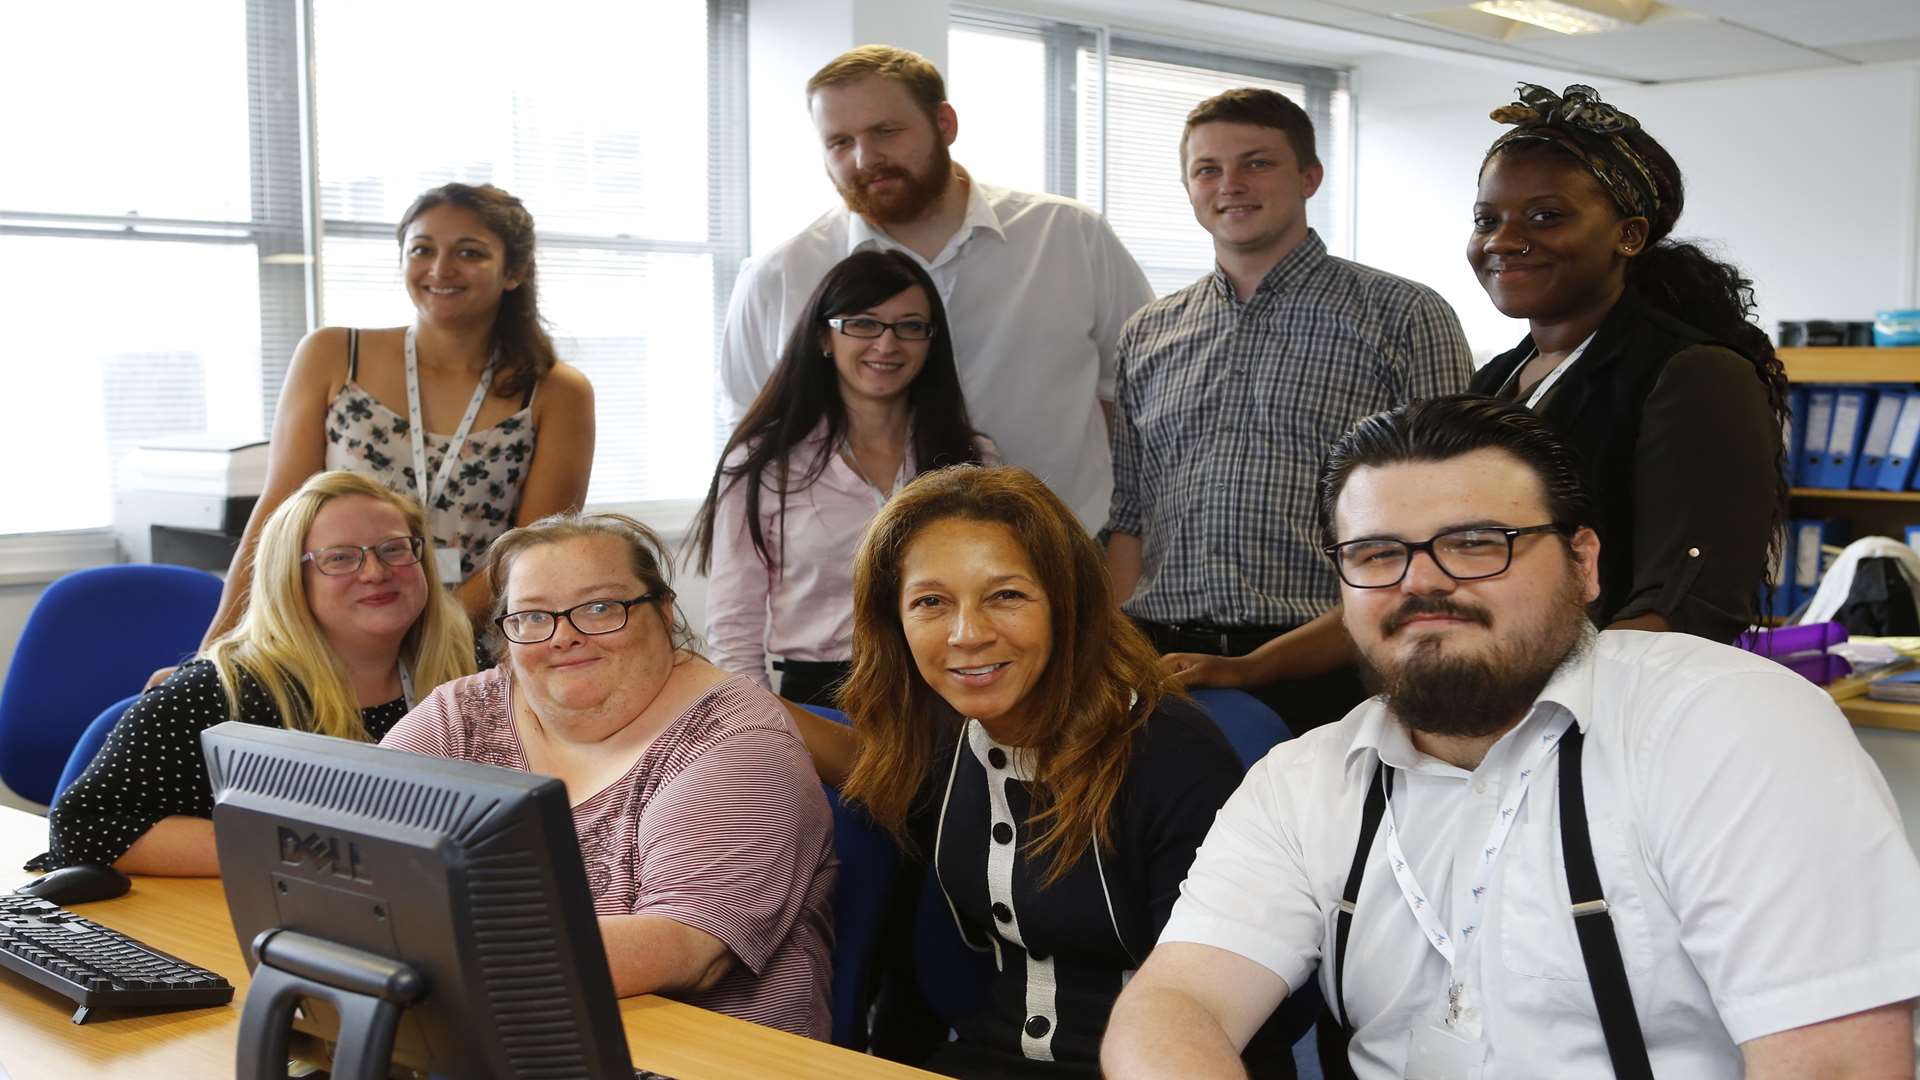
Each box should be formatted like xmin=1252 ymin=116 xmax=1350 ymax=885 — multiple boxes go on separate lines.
xmin=690 ymin=249 xmax=992 ymax=708
xmin=380 ymin=511 xmax=836 ymax=1039
xmin=35 ymin=471 xmax=473 ymax=875
xmin=172 ymin=183 xmax=595 ymax=684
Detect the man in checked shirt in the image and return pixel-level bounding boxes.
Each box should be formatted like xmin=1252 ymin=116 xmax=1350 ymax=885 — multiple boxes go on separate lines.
xmin=1106 ymin=87 xmax=1472 ymax=733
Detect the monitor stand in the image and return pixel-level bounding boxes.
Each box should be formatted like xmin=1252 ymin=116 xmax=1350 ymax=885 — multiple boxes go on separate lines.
xmin=235 ymin=928 xmax=425 ymax=1080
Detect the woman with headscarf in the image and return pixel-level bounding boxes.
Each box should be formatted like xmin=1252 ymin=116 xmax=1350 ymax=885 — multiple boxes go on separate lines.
xmin=1463 ymin=82 xmax=1787 ymax=640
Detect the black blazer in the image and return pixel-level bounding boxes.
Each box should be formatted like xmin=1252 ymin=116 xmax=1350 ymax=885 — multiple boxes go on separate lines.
xmin=1470 ymin=287 xmax=1779 ymax=643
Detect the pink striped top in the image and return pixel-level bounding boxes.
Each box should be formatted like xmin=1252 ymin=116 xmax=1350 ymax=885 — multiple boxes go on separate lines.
xmin=380 ymin=666 xmax=837 ymax=1040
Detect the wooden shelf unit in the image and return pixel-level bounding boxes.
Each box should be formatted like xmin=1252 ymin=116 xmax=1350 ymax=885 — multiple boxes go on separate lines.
xmin=1780 ymin=345 xmax=1920 ymax=384
xmin=1783 ymin=347 xmax=1920 ymax=538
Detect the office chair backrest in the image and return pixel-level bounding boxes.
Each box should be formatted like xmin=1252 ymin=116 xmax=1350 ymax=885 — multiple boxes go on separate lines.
xmin=1190 ymin=688 xmax=1293 ymax=771
xmin=804 ymin=704 xmax=901 ymax=1049
xmin=55 ymin=692 xmax=144 ymax=803
xmin=0 ymin=564 xmax=221 ymax=806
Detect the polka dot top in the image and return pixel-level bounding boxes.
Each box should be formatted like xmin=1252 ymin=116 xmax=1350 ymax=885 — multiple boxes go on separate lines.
xmin=28 ymin=659 xmax=407 ymax=871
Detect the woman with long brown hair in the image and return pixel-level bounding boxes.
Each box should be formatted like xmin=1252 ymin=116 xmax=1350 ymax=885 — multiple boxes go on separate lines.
xmin=795 ymin=464 xmax=1292 ymax=1077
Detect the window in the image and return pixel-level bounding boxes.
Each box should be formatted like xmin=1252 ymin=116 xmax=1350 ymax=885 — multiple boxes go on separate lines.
xmin=312 ymin=0 xmax=748 ymax=507
xmin=0 ymin=0 xmax=747 ymax=542
xmin=0 ymin=2 xmax=289 ymax=535
xmin=949 ymin=11 xmax=1351 ymax=297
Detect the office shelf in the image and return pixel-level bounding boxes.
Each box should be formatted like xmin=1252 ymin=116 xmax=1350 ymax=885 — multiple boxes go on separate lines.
xmin=1789 ymin=487 xmax=1920 ymax=502
xmin=1780 ymin=346 xmax=1920 ymax=384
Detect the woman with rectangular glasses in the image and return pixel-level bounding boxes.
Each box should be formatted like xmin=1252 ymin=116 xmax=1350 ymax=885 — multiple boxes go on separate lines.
xmin=690 ymin=249 xmax=994 ymax=709
xmin=380 ymin=511 xmax=836 ymax=1038
xmin=34 ymin=471 xmax=473 ymax=875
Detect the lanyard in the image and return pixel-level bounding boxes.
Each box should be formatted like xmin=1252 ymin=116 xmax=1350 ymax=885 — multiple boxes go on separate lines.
xmin=1379 ymin=709 xmax=1574 ymax=980
xmin=1507 ymin=332 xmax=1597 ymax=410
xmin=397 ymin=663 xmax=415 ymax=710
xmin=404 ymin=326 xmax=495 ymax=520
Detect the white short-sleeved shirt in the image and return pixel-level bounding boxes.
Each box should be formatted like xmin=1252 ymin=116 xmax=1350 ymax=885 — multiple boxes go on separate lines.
xmin=719 ymin=178 xmax=1154 ymax=531
xmin=1162 ymin=629 xmax=1920 ymax=1079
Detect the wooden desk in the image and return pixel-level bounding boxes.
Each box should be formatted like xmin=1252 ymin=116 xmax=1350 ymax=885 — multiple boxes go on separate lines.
xmin=1825 ymin=669 xmax=1920 ymax=734
xmin=0 ymin=807 xmax=928 ymax=1080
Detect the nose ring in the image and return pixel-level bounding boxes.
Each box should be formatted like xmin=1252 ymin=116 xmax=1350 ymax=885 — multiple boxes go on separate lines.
xmin=1520 ymin=243 xmax=1531 ymax=255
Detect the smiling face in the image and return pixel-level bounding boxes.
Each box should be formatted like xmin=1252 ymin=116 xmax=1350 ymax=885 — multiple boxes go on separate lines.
xmin=500 ymin=534 xmax=675 ymax=726
xmin=1184 ymin=120 xmax=1324 ymax=263
xmin=1335 ymin=448 xmax=1599 ymax=737
xmin=1468 ymin=146 xmax=1648 ymax=325
xmin=302 ymin=494 xmax=429 ymax=653
xmin=897 ymin=517 xmax=1054 ymax=741
xmin=811 ymin=76 xmax=956 ymax=225
xmin=825 ymin=284 xmax=934 ymax=407
xmin=401 ymin=203 xmax=519 ymax=328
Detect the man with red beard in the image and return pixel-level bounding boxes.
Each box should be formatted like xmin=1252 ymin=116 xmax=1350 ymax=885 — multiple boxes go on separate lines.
xmin=720 ymin=45 xmax=1152 ymax=532
xmin=1104 ymin=396 xmax=1920 ymax=1080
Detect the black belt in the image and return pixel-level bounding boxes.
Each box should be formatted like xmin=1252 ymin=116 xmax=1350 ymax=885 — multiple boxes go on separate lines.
xmin=1136 ymin=620 xmax=1290 ymax=656
xmin=1332 ymin=727 xmax=1652 ymax=1079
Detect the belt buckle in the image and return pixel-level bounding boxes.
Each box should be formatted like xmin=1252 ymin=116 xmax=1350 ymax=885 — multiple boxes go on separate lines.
xmin=1216 ymin=631 xmax=1231 ymax=654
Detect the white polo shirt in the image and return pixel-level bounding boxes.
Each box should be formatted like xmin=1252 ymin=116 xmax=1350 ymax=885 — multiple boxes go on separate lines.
xmin=1162 ymin=629 xmax=1920 ymax=1079
xmin=719 ymin=178 xmax=1154 ymax=530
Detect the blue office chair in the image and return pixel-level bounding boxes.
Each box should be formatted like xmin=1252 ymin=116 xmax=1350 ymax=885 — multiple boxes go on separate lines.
xmin=803 ymin=704 xmax=901 ymax=1049
xmin=0 ymin=564 xmax=221 ymax=807
xmin=54 ymin=692 xmax=144 ymax=803
xmin=1191 ymin=688 xmax=1294 ymax=770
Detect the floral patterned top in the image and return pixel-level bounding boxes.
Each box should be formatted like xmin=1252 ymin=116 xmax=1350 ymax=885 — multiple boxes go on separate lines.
xmin=323 ymin=329 xmax=537 ymax=581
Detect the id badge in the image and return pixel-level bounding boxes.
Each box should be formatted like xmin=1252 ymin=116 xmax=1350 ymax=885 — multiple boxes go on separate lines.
xmin=434 ymin=545 xmax=464 ymax=584
xmin=1404 ymin=1022 xmax=1486 ymax=1080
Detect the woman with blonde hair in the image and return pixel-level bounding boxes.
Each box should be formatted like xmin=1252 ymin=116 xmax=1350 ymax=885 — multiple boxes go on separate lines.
xmin=35 ymin=470 xmax=473 ymax=876
xmin=795 ymin=465 xmax=1291 ymax=1077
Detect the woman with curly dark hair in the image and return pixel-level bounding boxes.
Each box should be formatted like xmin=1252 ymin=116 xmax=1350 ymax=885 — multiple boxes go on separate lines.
xmin=1466 ymin=82 xmax=1787 ymax=640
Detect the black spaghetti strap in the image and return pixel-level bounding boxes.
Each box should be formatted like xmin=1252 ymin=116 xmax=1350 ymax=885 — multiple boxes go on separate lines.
xmin=1558 ymin=727 xmax=1655 ymax=1080
xmin=1334 ymin=762 xmax=1389 ymax=1033
xmin=346 ymin=328 xmax=359 ymax=381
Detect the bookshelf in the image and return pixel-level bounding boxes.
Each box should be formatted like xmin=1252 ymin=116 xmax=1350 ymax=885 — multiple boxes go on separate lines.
xmin=1786 ymin=348 xmax=1920 ymax=729
xmin=1781 ymin=346 xmax=1920 ymax=540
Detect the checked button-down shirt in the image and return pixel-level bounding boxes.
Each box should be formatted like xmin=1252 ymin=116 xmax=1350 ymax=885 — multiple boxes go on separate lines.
xmin=1108 ymin=230 xmax=1472 ymax=628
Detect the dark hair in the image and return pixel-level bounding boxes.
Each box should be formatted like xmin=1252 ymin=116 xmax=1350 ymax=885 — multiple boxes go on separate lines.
xmin=483 ymin=511 xmax=694 ymax=665
xmin=840 ymin=465 xmax=1177 ymax=885
xmin=396 ymin=182 xmax=559 ymax=403
xmin=1182 ymin=87 xmax=1320 ymax=172
xmin=1317 ymin=395 xmax=1597 ymax=548
xmin=1484 ymin=130 xmax=1789 ymax=574
xmin=689 ymin=250 xmax=985 ymax=575
xmin=806 ymin=45 xmax=946 ymax=120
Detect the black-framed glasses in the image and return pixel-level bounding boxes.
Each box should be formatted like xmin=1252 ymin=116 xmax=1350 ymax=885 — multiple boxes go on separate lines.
xmin=302 ymin=536 xmax=425 ymax=576
xmin=495 ymin=594 xmax=657 ymax=645
xmin=826 ymin=315 xmax=938 ymax=341
xmin=1322 ymin=524 xmax=1569 ymax=589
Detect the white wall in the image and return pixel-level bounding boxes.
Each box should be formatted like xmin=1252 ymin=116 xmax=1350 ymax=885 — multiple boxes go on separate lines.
xmin=1352 ymin=55 xmax=1920 ymax=360
xmin=746 ymin=0 xmax=951 ymax=254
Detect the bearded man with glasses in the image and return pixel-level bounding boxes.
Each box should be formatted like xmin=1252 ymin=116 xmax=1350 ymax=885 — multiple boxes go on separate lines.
xmin=1104 ymin=395 xmax=1920 ymax=1080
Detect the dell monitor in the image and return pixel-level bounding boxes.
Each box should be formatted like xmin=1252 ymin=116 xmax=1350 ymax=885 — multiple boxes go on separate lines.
xmin=202 ymin=720 xmax=633 ymax=1080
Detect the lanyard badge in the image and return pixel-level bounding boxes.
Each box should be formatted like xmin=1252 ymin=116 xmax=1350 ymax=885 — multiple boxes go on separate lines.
xmin=404 ymin=326 xmax=494 ymax=582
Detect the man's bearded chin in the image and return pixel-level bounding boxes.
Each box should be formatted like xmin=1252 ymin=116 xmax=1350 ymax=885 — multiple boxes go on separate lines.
xmin=836 ymin=140 xmax=952 ymax=224
xmin=1359 ymin=576 xmax=1591 ymax=740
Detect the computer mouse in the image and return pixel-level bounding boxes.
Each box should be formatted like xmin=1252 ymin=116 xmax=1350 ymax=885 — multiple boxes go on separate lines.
xmin=15 ymin=863 xmax=132 ymax=905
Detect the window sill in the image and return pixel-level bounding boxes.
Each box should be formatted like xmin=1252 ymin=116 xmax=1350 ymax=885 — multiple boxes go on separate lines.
xmin=0 ymin=529 xmax=121 ymax=587
xmin=0 ymin=499 xmax=700 ymax=590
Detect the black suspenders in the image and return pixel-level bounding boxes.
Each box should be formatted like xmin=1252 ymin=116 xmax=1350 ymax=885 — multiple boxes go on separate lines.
xmin=1331 ymin=727 xmax=1654 ymax=1079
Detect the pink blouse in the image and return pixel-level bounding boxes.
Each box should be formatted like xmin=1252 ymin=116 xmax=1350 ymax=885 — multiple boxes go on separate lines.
xmin=379 ymin=666 xmax=837 ymax=1040
xmin=704 ymin=424 xmax=997 ymax=686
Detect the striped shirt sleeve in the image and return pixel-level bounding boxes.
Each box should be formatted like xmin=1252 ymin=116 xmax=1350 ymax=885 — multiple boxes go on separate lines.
xmin=1394 ymin=285 xmax=1474 ymax=403
xmin=630 ymin=725 xmax=830 ymax=976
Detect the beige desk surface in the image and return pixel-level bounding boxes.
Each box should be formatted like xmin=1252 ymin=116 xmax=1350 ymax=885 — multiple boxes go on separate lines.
xmin=0 ymin=805 xmax=930 ymax=1080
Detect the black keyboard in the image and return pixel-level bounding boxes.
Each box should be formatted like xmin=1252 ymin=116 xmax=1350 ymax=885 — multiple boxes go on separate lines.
xmin=0 ymin=893 xmax=234 ymax=1023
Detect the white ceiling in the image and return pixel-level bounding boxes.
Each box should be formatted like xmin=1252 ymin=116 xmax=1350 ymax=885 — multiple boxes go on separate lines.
xmin=1200 ymin=0 xmax=1920 ymax=82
